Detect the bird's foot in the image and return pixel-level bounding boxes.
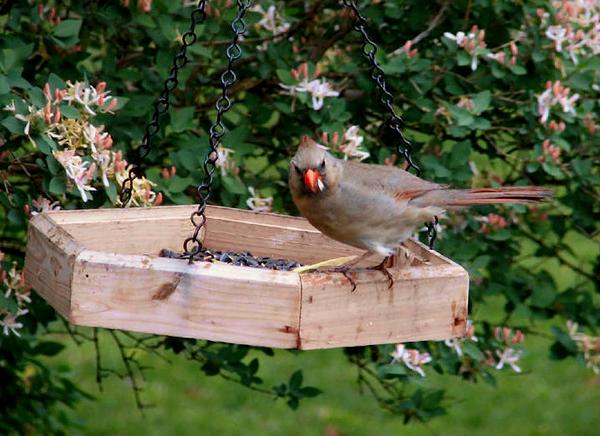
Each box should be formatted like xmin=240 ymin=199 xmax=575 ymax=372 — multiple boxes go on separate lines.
xmin=291 ymin=256 xmax=360 ymax=292
xmin=371 ymin=256 xmax=395 ymax=289
xmin=329 ymin=265 xmax=358 ymax=292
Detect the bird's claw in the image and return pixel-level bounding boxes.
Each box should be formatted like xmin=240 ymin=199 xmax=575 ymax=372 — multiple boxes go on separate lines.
xmin=330 ymin=266 xmax=358 ymax=292
xmin=371 ymin=256 xmax=395 ymax=289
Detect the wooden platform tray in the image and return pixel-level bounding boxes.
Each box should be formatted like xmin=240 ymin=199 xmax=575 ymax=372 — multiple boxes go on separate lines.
xmin=23 ymin=205 xmax=469 ymax=350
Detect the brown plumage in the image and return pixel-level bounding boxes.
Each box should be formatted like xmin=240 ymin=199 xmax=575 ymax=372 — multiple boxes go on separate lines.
xmin=289 ymin=136 xmax=552 ymax=258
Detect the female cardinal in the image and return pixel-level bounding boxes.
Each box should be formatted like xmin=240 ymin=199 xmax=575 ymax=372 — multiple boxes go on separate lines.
xmin=289 ymin=136 xmax=551 ymax=273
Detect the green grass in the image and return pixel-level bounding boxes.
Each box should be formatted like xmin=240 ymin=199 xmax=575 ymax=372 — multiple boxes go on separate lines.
xmin=45 ymin=328 xmax=599 ymax=436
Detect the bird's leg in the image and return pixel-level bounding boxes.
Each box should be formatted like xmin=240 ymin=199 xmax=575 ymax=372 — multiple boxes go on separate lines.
xmin=293 ymin=252 xmax=375 ymax=293
xmin=371 ymin=255 xmax=395 ymax=289
xmin=330 ymin=251 xmax=377 ymax=293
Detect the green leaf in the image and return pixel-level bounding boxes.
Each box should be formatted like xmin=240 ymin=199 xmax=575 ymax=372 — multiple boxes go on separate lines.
xmin=106 ymin=181 xmax=118 ymax=204
xmin=7 ymin=209 xmax=24 ymax=225
xmin=0 ymin=75 xmax=9 ymax=94
xmin=221 ymin=175 xmax=246 ymax=195
xmin=46 ymin=155 xmax=60 ymax=175
xmin=276 ymin=69 xmax=293 ymax=83
xmin=511 ymin=65 xmax=527 ymax=75
xmin=48 ymin=73 xmax=66 ymax=90
xmin=462 ymin=342 xmax=484 ymax=361
xmin=530 ymin=283 xmax=555 ymax=308
xmin=448 ymin=105 xmax=474 ymax=127
xmin=289 ymin=370 xmax=303 ymax=391
xmin=53 ymin=20 xmax=82 ymax=38
xmin=299 ymin=387 xmax=322 ymax=398
xmin=1 ymin=116 xmax=25 ymax=134
xmin=542 ymin=163 xmax=562 ymax=177
xmin=471 ymin=90 xmax=491 ymax=114
xmin=60 ymin=104 xmax=80 ymax=119
xmin=170 ymin=107 xmax=195 ymax=133
xmin=35 ymin=135 xmax=57 ymax=155
xmin=32 ymin=341 xmax=66 ymax=356
xmin=0 ymin=293 xmax=18 ymax=314
xmin=49 ymin=177 xmax=67 ymax=195
xmin=167 ymin=176 xmax=193 ymax=193
xmin=486 ymin=229 xmax=512 ymax=241
xmin=449 ymin=140 xmax=472 ymax=167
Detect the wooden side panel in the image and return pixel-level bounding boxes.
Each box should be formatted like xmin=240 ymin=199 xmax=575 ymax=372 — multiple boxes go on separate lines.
xmin=23 ymin=214 xmax=83 ymax=318
xmin=70 ymin=251 xmax=301 ymax=348
xmin=298 ymin=265 xmax=469 ymax=350
xmin=50 ymin=205 xmax=367 ymax=265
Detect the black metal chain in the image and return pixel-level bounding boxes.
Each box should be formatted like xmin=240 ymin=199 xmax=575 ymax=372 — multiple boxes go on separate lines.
xmin=181 ymin=0 xmax=253 ymax=263
xmin=119 ymin=0 xmax=208 ymax=206
xmin=340 ymin=0 xmax=438 ymax=248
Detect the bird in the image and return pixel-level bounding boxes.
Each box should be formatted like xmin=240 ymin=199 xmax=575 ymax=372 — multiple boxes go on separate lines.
xmin=289 ymin=135 xmax=552 ymax=286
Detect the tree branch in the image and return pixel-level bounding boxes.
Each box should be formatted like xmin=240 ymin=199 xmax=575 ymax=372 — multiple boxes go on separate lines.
xmin=388 ymin=0 xmax=451 ymax=57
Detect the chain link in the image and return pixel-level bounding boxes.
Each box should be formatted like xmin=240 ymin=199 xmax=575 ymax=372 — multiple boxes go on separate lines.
xmin=341 ymin=0 xmax=438 ymax=249
xmin=119 ymin=0 xmax=208 ymax=206
xmin=182 ymin=0 xmax=253 ymax=263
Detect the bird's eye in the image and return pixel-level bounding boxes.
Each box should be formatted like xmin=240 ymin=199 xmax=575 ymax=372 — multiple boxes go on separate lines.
xmin=319 ymin=159 xmax=326 ymax=170
xmin=293 ymin=163 xmax=302 ymax=175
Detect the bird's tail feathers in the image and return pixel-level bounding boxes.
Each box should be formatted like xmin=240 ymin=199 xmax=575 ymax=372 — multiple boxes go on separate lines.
xmin=415 ymin=186 xmax=552 ymax=207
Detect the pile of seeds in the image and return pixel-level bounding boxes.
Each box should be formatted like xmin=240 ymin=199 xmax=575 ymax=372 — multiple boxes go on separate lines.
xmin=159 ymin=248 xmax=303 ymax=271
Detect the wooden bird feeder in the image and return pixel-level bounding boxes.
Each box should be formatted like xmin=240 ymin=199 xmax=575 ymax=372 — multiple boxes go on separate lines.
xmin=24 ymin=205 xmax=469 ymax=350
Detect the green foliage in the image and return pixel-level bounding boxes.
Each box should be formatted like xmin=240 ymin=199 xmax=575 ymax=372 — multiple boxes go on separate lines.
xmin=0 ymin=0 xmax=599 ymax=433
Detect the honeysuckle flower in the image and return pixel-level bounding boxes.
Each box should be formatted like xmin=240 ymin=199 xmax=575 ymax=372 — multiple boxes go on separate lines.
xmin=495 ymin=347 xmax=523 ymax=373
xmin=320 ymin=126 xmax=369 ymax=161
xmin=251 ymin=4 xmax=290 ymax=35
xmin=1 ymin=261 xmax=31 ymax=337
xmin=31 ymin=196 xmax=61 ymax=215
xmin=53 ymin=149 xmax=97 ymax=202
xmin=537 ymin=80 xmax=580 ymax=124
xmin=546 ymin=25 xmax=569 ymax=52
xmin=214 ymin=144 xmax=236 ymax=176
xmin=567 ymin=320 xmax=600 ymax=374
xmin=280 ymin=78 xmax=340 ymax=111
xmin=1 ymin=309 xmax=28 ymax=337
xmin=390 ymin=344 xmax=432 ymax=377
xmin=246 ymin=186 xmax=273 ymax=213
xmin=60 ymin=81 xmax=117 ymax=116
xmin=539 ymin=1 xmax=600 ymax=64
xmin=444 ymin=26 xmax=487 ymax=71
xmin=338 ymin=125 xmax=370 ymax=161
xmin=12 ymin=104 xmax=44 ymax=136
xmin=444 ymin=320 xmax=478 ymax=356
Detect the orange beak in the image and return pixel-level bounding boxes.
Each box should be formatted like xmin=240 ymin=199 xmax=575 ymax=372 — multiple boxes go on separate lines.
xmin=303 ymin=169 xmax=322 ymax=193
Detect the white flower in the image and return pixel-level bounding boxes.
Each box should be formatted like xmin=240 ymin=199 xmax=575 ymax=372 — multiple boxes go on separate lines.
xmin=390 ymin=344 xmax=432 ymax=377
xmin=443 ymin=319 xmax=478 ymax=356
xmin=537 ymin=88 xmax=554 ymax=124
xmin=539 ymin=2 xmax=600 ymax=64
xmin=61 ymin=81 xmax=116 ymax=116
xmin=495 ymin=347 xmax=523 ymax=373
xmin=339 ymin=125 xmax=369 ymax=161
xmin=444 ymin=338 xmax=464 ymax=356
xmin=444 ymin=27 xmax=487 ymax=71
xmin=252 ymin=4 xmax=290 ymax=35
xmin=53 ymin=149 xmax=97 ymax=202
xmin=31 ymin=196 xmax=61 ymax=215
xmin=280 ymin=79 xmax=339 ymax=111
xmin=13 ymin=105 xmax=43 ymax=136
xmin=444 ymin=31 xmax=467 ymax=45
xmin=536 ymin=80 xmax=580 ymax=124
xmin=1 ymin=309 xmax=29 ymax=337
xmin=246 ymin=186 xmax=273 ymax=213
xmin=214 ymin=144 xmax=236 ymax=176
xmin=545 ymin=25 xmax=568 ymax=52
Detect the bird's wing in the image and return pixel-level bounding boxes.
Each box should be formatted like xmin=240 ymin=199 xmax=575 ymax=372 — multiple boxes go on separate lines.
xmin=341 ymin=160 xmax=444 ymax=201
